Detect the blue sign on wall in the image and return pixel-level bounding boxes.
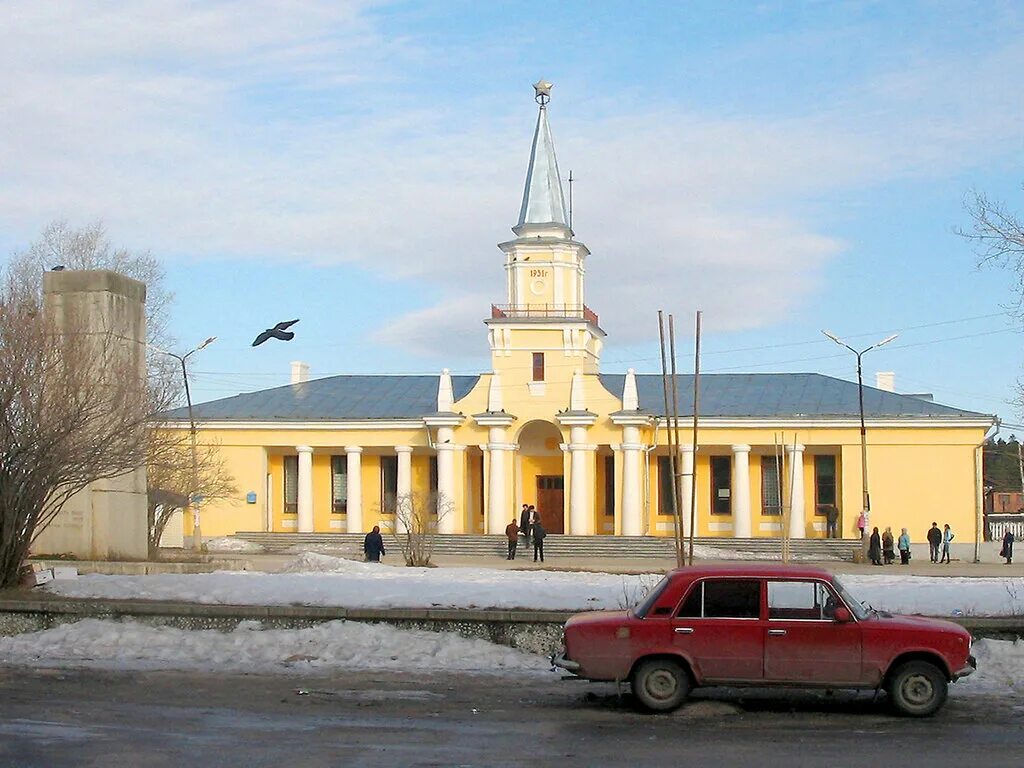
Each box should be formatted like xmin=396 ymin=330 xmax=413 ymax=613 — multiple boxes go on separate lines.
xmin=246 ymin=492 xmax=257 ymax=504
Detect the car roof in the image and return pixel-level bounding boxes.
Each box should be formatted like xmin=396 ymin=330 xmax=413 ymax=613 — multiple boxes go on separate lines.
xmin=667 ymin=563 xmax=835 ymax=580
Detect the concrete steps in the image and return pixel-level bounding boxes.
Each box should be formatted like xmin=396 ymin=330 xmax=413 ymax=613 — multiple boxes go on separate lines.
xmin=230 ymin=532 xmax=857 ymax=561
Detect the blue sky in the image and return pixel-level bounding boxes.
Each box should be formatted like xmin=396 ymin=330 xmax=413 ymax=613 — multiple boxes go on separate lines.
xmin=1 ymin=1 xmax=1023 ymax=424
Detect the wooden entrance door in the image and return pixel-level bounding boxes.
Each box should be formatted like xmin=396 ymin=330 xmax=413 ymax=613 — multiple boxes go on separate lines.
xmin=536 ymin=476 xmax=565 ymax=534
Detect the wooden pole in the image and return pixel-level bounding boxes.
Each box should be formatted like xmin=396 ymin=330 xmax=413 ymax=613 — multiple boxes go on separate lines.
xmin=668 ymin=314 xmax=686 ymax=566
xmin=688 ymin=311 xmax=702 ymax=567
xmin=658 ymin=311 xmax=683 ymax=567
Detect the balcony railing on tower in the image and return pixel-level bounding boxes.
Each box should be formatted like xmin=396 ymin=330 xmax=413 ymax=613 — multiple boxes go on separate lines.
xmin=490 ymin=304 xmax=600 ymax=326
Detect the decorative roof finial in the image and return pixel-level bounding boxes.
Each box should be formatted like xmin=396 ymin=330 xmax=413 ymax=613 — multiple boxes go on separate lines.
xmin=533 ymin=79 xmax=553 ymax=107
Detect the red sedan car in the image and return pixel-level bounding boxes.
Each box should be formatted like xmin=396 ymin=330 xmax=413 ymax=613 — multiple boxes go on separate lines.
xmin=553 ymin=564 xmax=975 ymax=716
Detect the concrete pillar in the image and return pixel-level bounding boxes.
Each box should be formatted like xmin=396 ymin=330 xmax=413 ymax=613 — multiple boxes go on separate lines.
xmin=436 ymin=426 xmax=455 ymax=534
xmin=679 ymin=444 xmax=695 ymax=538
xmin=345 ymin=446 xmax=363 ymax=533
xmin=732 ymin=444 xmax=752 ymax=538
xmin=569 ymin=425 xmax=590 ymax=535
xmin=395 ymin=446 xmax=413 ymax=534
xmin=296 ymin=445 xmax=314 ymax=533
xmin=486 ymin=427 xmax=508 ymax=534
xmin=788 ymin=444 xmax=806 ymax=540
xmin=621 ymin=426 xmax=643 ymax=536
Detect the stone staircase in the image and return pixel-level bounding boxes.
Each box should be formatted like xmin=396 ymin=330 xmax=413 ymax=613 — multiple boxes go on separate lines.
xmin=230 ymin=532 xmax=857 ymax=561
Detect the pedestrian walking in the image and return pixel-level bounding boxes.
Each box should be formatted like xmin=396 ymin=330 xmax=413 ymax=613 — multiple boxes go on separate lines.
xmin=927 ymin=522 xmax=942 ymax=563
xmin=856 ymin=511 xmax=866 ymax=539
xmin=941 ymin=523 xmax=954 ymax=564
xmin=533 ymin=520 xmax=547 ymax=563
xmin=505 ymin=519 xmax=519 ymax=560
xmin=363 ymin=525 xmax=385 ymax=563
xmin=825 ymin=505 xmax=839 ymax=539
xmin=1000 ymin=529 xmax=1015 ymax=565
xmin=881 ymin=527 xmax=895 ymax=565
xmin=868 ymin=526 xmax=882 ymax=566
xmin=519 ymin=504 xmax=532 ymax=548
xmin=897 ymin=528 xmax=911 ymax=565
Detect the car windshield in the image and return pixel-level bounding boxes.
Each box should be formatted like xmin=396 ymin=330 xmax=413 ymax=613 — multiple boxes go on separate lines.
xmin=832 ymin=575 xmax=871 ymax=620
xmin=632 ymin=575 xmax=671 ymax=618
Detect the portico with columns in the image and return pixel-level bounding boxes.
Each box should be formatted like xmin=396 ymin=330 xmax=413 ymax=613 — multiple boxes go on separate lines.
xmin=166 ymin=81 xmax=993 ymax=546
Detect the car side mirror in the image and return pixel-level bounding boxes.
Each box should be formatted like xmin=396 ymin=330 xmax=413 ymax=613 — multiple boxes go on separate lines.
xmin=833 ymin=606 xmax=852 ymax=623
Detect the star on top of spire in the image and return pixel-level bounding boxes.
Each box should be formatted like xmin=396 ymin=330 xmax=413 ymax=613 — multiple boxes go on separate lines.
xmin=533 ymin=79 xmax=553 ymax=106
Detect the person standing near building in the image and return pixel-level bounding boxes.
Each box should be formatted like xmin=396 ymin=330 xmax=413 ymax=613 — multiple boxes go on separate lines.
xmin=533 ymin=520 xmax=546 ymax=563
xmin=825 ymin=505 xmax=839 ymax=538
xmin=1000 ymin=529 xmax=1015 ymax=565
xmin=856 ymin=511 xmax=866 ymax=539
xmin=941 ymin=523 xmax=954 ymax=564
xmin=882 ymin=527 xmax=895 ymax=565
xmin=897 ymin=528 xmax=911 ymax=565
xmin=868 ymin=526 xmax=882 ymax=566
xmin=519 ymin=504 xmax=532 ymax=549
xmin=927 ymin=522 xmax=942 ymax=563
xmin=505 ymin=518 xmax=519 ymax=560
xmin=363 ymin=525 xmax=385 ymax=563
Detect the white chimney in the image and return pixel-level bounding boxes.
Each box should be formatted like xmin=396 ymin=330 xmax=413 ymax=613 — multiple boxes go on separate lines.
xmin=875 ymin=371 xmax=895 ymax=392
xmin=290 ymin=361 xmax=310 ymax=384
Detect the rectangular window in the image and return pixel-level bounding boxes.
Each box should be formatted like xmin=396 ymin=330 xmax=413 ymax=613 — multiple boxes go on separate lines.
xmin=532 ymin=352 xmax=545 ymax=382
xmin=283 ymin=455 xmax=298 ymax=514
xmin=604 ymin=455 xmax=615 ymax=517
xmin=768 ymin=580 xmax=836 ymax=621
xmin=761 ymin=456 xmax=782 ymax=516
xmin=658 ymin=455 xmax=676 ymax=516
xmin=710 ymin=455 xmax=731 ymax=515
xmin=380 ymin=455 xmax=398 ymax=510
xmin=677 ymin=579 xmax=761 ymax=619
xmin=331 ymin=455 xmax=347 ymax=514
xmin=814 ymin=455 xmax=837 ymax=516
xmin=429 ymin=456 xmax=438 ymax=509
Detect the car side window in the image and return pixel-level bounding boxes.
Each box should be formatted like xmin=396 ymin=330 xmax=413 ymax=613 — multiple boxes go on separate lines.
xmin=768 ymin=581 xmax=836 ymax=621
xmin=677 ymin=579 xmax=760 ymax=619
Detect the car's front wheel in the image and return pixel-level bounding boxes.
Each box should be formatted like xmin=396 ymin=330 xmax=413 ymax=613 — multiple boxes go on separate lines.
xmin=632 ymin=658 xmax=691 ymax=712
xmin=886 ymin=661 xmax=948 ymax=717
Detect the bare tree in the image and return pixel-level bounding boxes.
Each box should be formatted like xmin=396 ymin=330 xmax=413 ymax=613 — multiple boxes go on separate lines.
xmin=0 ymin=274 xmax=176 ymax=588
xmin=147 ymin=438 xmax=237 ymax=557
xmin=381 ymin=492 xmax=451 ymax=567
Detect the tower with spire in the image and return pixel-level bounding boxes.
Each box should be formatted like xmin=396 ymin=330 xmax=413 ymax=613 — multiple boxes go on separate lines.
xmin=486 ymin=80 xmax=605 ymax=380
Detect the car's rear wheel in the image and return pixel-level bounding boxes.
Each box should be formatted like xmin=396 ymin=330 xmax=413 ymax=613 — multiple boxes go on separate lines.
xmin=632 ymin=659 xmax=691 ymax=712
xmin=886 ymin=661 xmax=948 ymax=717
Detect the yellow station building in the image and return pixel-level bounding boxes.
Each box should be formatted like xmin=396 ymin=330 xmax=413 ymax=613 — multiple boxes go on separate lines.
xmin=169 ymin=83 xmax=994 ymax=544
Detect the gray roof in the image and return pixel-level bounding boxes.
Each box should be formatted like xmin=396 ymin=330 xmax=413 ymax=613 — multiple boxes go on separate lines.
xmin=164 ymin=375 xmax=480 ymax=421
xmin=598 ymin=373 xmax=990 ymax=420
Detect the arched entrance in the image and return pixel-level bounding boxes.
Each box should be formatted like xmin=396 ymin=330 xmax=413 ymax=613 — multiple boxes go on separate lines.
xmin=517 ymin=420 xmax=565 ymax=534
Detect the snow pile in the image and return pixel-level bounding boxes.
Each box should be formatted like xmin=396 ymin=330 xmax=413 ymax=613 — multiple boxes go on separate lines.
xmin=205 ymin=537 xmax=264 ymax=553
xmin=0 ymin=619 xmax=551 ymax=675
xmin=43 ymin=556 xmax=1024 ymax=616
xmin=953 ymin=638 xmax=1024 ymax=697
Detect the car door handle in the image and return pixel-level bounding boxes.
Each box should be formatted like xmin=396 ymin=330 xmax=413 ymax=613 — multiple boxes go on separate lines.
xmin=674 ymin=627 xmax=694 ymax=634
xmin=767 ymin=629 xmax=787 ymax=636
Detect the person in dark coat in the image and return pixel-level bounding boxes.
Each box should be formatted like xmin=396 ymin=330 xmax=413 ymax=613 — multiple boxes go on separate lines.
xmin=533 ymin=520 xmax=546 ymax=563
xmin=363 ymin=525 xmax=385 ymax=562
xmin=868 ymin=526 xmax=882 ymax=566
xmin=927 ymin=522 xmax=942 ymax=563
xmin=1000 ymin=529 xmax=1015 ymax=565
xmin=882 ymin=527 xmax=895 ymax=565
xmin=825 ymin=505 xmax=839 ymax=539
xmin=519 ymin=504 xmax=532 ymax=548
xmin=505 ymin=519 xmax=519 ymax=560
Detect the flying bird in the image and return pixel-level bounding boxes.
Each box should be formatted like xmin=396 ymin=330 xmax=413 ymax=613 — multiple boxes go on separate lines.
xmin=252 ymin=319 xmax=300 ymax=347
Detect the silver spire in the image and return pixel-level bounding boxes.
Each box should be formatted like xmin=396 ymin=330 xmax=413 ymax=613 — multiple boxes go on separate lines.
xmin=516 ymin=80 xmax=568 ymax=231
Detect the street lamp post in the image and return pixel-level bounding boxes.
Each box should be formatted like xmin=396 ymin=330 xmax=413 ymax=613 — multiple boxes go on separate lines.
xmin=821 ymin=330 xmax=898 ymax=557
xmin=153 ymin=336 xmax=217 ymax=551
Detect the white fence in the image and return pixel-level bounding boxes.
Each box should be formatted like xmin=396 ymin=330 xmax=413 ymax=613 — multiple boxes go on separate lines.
xmin=987 ymin=514 xmax=1024 ymax=541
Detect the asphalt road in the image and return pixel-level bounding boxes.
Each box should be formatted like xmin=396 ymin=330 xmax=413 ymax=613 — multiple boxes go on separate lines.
xmin=2 ymin=668 xmax=1023 ymax=768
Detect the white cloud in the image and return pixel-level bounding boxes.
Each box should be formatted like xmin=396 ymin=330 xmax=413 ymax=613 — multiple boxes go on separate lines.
xmin=2 ymin=2 xmax=1024 ymax=358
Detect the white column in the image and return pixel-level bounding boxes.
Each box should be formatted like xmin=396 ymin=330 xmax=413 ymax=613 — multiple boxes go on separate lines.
xmin=569 ymin=425 xmax=590 ymax=535
xmin=345 ymin=446 xmax=363 ymax=533
xmin=395 ymin=446 xmax=413 ymax=534
xmin=296 ymin=445 xmax=314 ymax=533
xmin=788 ymin=444 xmax=806 ymax=540
xmin=486 ymin=427 xmax=507 ymax=534
xmin=680 ymin=444 xmax=694 ymax=538
xmin=732 ymin=444 xmax=752 ymax=538
xmin=621 ymin=426 xmax=643 ymax=536
xmin=436 ymin=426 xmax=455 ymax=534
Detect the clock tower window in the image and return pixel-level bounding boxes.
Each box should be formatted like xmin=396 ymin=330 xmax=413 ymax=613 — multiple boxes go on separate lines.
xmin=532 ymin=352 xmax=545 ymax=382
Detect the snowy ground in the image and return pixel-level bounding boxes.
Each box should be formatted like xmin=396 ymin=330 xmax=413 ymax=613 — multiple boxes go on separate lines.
xmin=0 ymin=618 xmax=1020 ymax=700
xmin=42 ymin=552 xmax=1024 ymax=616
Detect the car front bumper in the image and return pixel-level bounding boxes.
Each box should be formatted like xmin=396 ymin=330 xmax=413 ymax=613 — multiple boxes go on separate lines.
xmin=953 ymin=654 xmax=977 ymax=681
